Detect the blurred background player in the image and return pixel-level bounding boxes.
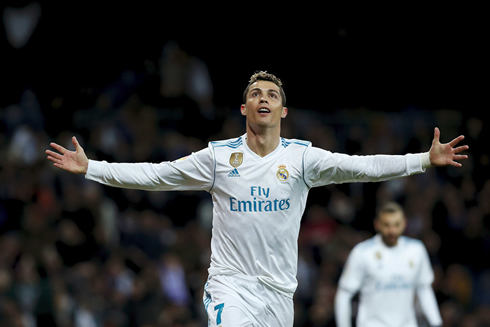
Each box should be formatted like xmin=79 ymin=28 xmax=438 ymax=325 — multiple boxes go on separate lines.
xmin=335 ymin=201 xmax=443 ymax=327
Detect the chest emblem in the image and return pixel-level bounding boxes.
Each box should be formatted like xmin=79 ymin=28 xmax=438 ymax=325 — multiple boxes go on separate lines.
xmin=375 ymin=251 xmax=382 ymax=260
xmin=172 ymin=155 xmax=189 ymax=163
xmin=230 ymin=153 xmax=243 ymax=168
xmin=276 ymin=165 xmax=289 ymax=181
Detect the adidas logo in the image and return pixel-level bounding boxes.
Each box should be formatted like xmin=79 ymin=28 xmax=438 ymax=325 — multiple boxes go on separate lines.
xmin=227 ymin=168 xmax=241 ymax=177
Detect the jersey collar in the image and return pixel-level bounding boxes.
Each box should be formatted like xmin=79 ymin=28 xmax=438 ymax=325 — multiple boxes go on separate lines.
xmin=375 ymin=233 xmax=405 ymax=249
xmin=243 ymin=133 xmax=283 ymax=159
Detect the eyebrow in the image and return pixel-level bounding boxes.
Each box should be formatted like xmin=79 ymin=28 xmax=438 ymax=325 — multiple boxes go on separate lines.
xmin=249 ymin=87 xmax=280 ymax=95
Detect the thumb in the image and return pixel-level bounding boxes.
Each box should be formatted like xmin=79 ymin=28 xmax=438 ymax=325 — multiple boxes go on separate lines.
xmin=433 ymin=127 xmax=441 ymax=145
xmin=72 ymin=136 xmax=81 ymax=151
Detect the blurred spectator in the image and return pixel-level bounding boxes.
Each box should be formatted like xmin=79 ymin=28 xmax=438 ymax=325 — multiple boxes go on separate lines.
xmin=158 ymin=252 xmax=190 ymax=306
xmin=159 ymin=41 xmax=213 ymax=111
xmin=3 ymin=2 xmax=41 ymax=49
xmin=158 ymin=41 xmax=220 ymax=141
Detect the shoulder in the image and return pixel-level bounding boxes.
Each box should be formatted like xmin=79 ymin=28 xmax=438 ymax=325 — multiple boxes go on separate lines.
xmin=344 ymin=236 xmax=377 ymax=267
xmin=280 ymin=137 xmax=311 ymax=149
xmin=356 ymin=236 xmax=377 ymax=249
xmin=400 ymin=235 xmax=423 ymax=245
xmin=400 ymin=236 xmax=425 ymax=251
xmin=280 ymin=138 xmax=311 ymax=156
xmin=209 ymin=135 xmax=244 ymax=149
xmin=350 ymin=236 xmax=377 ymax=256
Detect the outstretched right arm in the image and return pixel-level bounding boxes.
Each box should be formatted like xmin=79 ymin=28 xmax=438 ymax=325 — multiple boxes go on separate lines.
xmin=46 ymin=137 xmax=215 ymax=192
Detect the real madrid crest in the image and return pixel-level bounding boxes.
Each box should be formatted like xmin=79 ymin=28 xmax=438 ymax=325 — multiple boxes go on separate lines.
xmin=276 ymin=164 xmax=289 ymax=181
xmin=375 ymin=251 xmax=382 ymax=260
xmin=229 ymin=153 xmax=243 ymax=168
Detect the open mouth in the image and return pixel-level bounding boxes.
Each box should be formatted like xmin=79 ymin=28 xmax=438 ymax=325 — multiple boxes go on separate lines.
xmin=258 ymin=108 xmax=270 ymax=113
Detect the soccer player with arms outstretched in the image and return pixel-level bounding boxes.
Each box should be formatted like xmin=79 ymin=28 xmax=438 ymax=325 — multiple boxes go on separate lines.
xmin=47 ymin=71 xmax=467 ymax=326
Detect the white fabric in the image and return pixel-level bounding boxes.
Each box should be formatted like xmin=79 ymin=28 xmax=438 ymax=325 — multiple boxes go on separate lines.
xmin=203 ymin=274 xmax=293 ymax=327
xmin=417 ymin=285 xmax=444 ymax=326
xmin=336 ymin=234 xmax=442 ymax=327
xmin=334 ymin=287 xmax=354 ymax=327
xmin=86 ymin=133 xmax=425 ymax=297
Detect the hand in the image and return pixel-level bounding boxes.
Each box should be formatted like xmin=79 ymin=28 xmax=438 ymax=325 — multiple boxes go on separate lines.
xmin=429 ymin=127 xmax=469 ymax=167
xmin=46 ymin=136 xmax=89 ymax=174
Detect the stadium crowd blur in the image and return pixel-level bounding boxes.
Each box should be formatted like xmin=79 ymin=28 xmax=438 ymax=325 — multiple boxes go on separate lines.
xmin=1 ymin=14 xmax=490 ymax=327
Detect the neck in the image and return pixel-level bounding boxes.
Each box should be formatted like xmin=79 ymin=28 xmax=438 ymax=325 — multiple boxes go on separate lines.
xmin=245 ymin=124 xmax=281 ymax=157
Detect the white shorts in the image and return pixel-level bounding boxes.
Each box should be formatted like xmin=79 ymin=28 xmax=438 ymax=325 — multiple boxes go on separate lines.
xmin=202 ymin=275 xmax=294 ymax=327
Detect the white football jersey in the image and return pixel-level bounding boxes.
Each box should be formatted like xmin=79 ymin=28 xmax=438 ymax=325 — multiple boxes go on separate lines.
xmin=85 ymin=133 xmax=425 ymax=296
xmin=338 ymin=234 xmax=438 ymax=327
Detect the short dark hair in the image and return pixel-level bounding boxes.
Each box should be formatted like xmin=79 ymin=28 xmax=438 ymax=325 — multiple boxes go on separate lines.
xmin=243 ymin=71 xmax=286 ymax=106
xmin=376 ymin=202 xmax=405 ymax=219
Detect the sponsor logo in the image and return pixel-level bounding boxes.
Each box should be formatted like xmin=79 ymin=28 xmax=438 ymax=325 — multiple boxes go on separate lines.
xmin=228 ymin=186 xmax=290 ymax=212
xmin=230 ymin=152 xmax=243 ymax=168
xmin=229 ymin=197 xmax=290 ymax=212
xmin=375 ymin=275 xmax=412 ymax=291
xmin=276 ymin=164 xmax=289 ymax=181
xmin=228 ymin=169 xmax=240 ymax=177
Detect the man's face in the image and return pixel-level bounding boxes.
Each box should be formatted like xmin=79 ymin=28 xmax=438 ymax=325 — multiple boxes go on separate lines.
xmin=375 ymin=211 xmax=406 ymax=247
xmin=241 ymin=80 xmax=287 ymax=128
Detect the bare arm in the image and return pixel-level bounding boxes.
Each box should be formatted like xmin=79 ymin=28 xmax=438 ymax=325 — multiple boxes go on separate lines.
xmin=46 ymin=136 xmax=89 ymax=174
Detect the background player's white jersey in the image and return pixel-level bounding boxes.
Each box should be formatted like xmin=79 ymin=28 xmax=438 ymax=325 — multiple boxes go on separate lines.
xmin=337 ymin=234 xmax=442 ymax=327
xmin=85 ymin=134 xmax=425 ymax=296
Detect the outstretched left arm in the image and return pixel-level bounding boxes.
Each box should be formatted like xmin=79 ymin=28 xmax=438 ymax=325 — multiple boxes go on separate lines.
xmin=429 ymin=127 xmax=469 ymax=167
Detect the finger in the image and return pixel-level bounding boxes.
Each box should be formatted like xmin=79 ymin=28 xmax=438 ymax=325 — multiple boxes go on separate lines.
xmin=50 ymin=142 xmax=67 ymax=154
xmin=449 ymin=135 xmax=465 ymax=147
xmin=433 ymin=127 xmax=441 ymax=144
xmin=46 ymin=150 xmax=64 ymax=160
xmin=47 ymin=155 xmax=62 ymax=164
xmin=72 ymin=136 xmax=81 ymax=151
xmin=53 ymin=162 xmax=66 ymax=170
xmin=453 ymin=154 xmax=468 ymax=161
xmin=453 ymin=145 xmax=469 ymax=154
xmin=47 ymin=157 xmax=68 ymax=170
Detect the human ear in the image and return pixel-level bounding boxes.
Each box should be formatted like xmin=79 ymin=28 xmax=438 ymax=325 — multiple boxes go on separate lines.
xmin=240 ymin=104 xmax=247 ymax=116
xmin=281 ymin=107 xmax=288 ymax=118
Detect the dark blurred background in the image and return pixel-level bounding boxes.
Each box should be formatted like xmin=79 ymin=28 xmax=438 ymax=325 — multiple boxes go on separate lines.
xmin=0 ymin=3 xmax=488 ymax=327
